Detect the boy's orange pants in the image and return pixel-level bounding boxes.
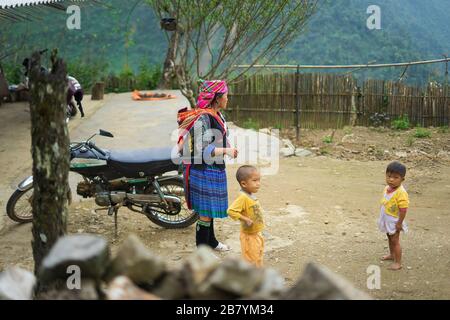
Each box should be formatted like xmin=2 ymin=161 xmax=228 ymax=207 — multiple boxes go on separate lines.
xmin=240 ymin=231 xmax=264 ymax=267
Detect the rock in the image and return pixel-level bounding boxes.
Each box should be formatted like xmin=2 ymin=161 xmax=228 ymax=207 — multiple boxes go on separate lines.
xmin=106 ymin=276 xmax=161 ymax=300
xmin=105 ymin=234 xmax=167 ymax=285
xmin=0 ymin=267 xmax=36 ymax=300
xmin=341 ymin=134 xmax=355 ymax=143
xmin=395 ymin=151 xmax=407 ymax=158
xmin=250 ymin=268 xmax=285 ymax=299
xmin=295 ymin=148 xmax=313 ymax=157
xmin=183 ymin=246 xmax=220 ymax=287
xmin=182 ymin=246 xmax=221 ymax=298
xmin=36 ymin=279 xmax=99 ymax=300
xmin=280 ymin=147 xmax=295 ymax=157
xmin=282 ymin=139 xmax=296 ymax=150
xmin=280 ymin=139 xmax=296 ymax=157
xmin=196 ymin=258 xmax=265 ymax=298
xmin=437 ymin=150 xmax=449 ymax=158
xmin=39 ymin=234 xmax=110 ymax=285
xmin=281 ymin=262 xmax=372 ymax=300
xmin=150 ymin=270 xmax=187 ymax=299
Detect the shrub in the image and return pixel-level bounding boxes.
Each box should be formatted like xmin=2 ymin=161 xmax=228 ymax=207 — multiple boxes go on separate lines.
xmin=67 ymin=59 xmax=109 ymax=90
xmin=406 ymin=136 xmax=415 ymax=147
xmin=391 ymin=115 xmax=410 ymax=130
xmin=322 ymin=135 xmax=333 ymax=144
xmin=438 ymin=126 xmax=449 ymax=134
xmin=414 ymin=127 xmax=431 ymax=138
xmin=242 ymin=118 xmax=260 ymax=131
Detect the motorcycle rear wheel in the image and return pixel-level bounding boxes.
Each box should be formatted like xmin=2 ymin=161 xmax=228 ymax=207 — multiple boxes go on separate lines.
xmin=143 ymin=178 xmax=197 ymax=229
xmin=6 ymin=188 xmax=34 ymax=223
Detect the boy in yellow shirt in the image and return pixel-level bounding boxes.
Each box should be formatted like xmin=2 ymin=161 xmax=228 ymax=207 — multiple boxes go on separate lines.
xmin=378 ymin=161 xmax=409 ymax=271
xmin=227 ymin=165 xmax=264 ymax=267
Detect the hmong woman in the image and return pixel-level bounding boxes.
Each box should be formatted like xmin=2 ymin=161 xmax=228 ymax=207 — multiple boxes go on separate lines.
xmin=177 ymin=80 xmax=238 ymax=251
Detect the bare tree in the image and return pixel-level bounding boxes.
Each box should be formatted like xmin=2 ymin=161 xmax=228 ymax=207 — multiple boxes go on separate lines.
xmin=147 ymin=0 xmax=317 ymax=107
xmin=28 ymin=50 xmax=70 ymax=275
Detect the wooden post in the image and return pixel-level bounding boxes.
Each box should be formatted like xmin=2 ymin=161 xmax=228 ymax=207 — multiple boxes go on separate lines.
xmin=91 ymin=82 xmax=105 ymax=100
xmin=29 ymin=50 xmax=70 ymax=277
xmin=0 ymin=65 xmax=9 ymax=105
xmin=295 ymin=65 xmax=300 ymax=141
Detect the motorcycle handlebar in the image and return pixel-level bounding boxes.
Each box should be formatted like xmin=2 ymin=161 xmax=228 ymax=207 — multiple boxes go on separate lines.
xmin=88 ymin=141 xmax=106 ymax=156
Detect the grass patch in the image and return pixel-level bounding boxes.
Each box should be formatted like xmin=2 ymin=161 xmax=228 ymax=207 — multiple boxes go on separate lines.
xmin=242 ymin=118 xmax=260 ymax=131
xmin=406 ymin=136 xmax=415 ymax=147
xmin=343 ymin=126 xmax=353 ymax=135
xmin=413 ymin=127 xmax=431 ymax=138
xmin=322 ymin=135 xmax=333 ymax=144
xmin=438 ymin=126 xmax=449 ymax=134
xmin=391 ymin=115 xmax=410 ymax=130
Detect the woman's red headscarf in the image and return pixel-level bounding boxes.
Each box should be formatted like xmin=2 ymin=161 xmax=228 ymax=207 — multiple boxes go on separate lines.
xmin=196 ymin=79 xmax=228 ymax=109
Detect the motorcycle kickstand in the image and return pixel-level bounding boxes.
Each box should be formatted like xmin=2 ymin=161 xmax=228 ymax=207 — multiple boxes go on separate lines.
xmin=107 ymin=205 xmax=120 ymax=237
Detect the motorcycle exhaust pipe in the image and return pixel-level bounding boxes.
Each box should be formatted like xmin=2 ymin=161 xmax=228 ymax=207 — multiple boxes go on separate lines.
xmin=126 ymin=193 xmax=181 ymax=205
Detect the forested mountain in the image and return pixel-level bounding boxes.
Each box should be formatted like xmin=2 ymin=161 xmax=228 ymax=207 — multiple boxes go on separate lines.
xmin=1 ymin=0 xmax=449 ymax=85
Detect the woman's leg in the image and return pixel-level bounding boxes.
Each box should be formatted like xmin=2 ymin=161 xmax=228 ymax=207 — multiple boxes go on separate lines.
xmin=196 ymin=216 xmax=212 ymax=247
xmin=208 ymin=219 xmax=219 ymax=249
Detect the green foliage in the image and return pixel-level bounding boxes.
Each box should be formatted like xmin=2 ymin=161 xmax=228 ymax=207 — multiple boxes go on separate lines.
xmin=322 ymin=135 xmax=333 ymax=144
xmin=1 ymin=0 xmax=450 ymax=87
xmin=391 ymin=115 xmax=410 ymax=130
xmin=406 ymin=136 xmax=415 ymax=147
xmin=274 ymin=123 xmax=283 ymax=131
xmin=242 ymin=118 xmax=260 ymax=131
xmin=343 ymin=126 xmax=353 ymax=135
xmin=414 ymin=127 xmax=431 ymax=138
xmin=136 ymin=61 xmax=162 ymax=90
xmin=438 ymin=126 xmax=449 ymax=134
xmin=67 ymin=59 xmax=109 ymax=90
xmin=1 ymin=63 xmax=22 ymax=85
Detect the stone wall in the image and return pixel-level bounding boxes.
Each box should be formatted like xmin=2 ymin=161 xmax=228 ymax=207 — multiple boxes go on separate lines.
xmin=0 ymin=234 xmax=371 ymax=300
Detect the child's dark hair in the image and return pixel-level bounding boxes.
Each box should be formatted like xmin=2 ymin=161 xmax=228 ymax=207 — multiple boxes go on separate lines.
xmin=386 ymin=161 xmax=406 ymax=177
xmin=236 ymin=165 xmax=258 ymax=183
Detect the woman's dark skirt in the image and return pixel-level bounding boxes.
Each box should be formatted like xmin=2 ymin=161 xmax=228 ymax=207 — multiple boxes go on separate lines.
xmin=187 ymin=166 xmax=228 ymax=219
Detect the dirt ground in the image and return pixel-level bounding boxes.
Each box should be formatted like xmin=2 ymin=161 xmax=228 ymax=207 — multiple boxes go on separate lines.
xmin=1 ymin=97 xmax=450 ymax=300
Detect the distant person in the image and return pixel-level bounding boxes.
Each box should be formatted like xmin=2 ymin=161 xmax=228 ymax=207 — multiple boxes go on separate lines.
xmin=228 ymin=165 xmax=265 ymax=267
xmin=378 ymin=161 xmax=409 ymax=271
xmin=67 ymin=75 xmax=84 ymax=117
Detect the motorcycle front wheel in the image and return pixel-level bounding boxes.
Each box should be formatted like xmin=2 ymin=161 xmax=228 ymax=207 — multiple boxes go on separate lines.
xmin=6 ymin=188 xmax=34 ymax=223
xmin=143 ymin=178 xmax=197 ymax=229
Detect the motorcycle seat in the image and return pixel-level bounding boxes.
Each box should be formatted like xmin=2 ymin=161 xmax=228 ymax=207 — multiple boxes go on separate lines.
xmin=108 ymin=147 xmax=180 ymax=178
xmin=109 ymin=147 xmax=176 ymax=164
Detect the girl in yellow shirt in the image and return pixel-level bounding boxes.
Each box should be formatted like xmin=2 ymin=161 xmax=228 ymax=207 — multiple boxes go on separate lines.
xmin=378 ymin=161 xmax=409 ymax=271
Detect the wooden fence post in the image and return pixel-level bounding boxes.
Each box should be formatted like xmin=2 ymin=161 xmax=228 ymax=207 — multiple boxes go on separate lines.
xmin=295 ymin=65 xmax=300 ymax=141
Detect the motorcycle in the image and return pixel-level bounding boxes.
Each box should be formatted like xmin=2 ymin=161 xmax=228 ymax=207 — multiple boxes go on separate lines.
xmin=6 ymin=129 xmax=197 ymax=229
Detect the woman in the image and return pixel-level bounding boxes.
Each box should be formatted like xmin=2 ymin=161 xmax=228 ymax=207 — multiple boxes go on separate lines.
xmin=178 ymin=80 xmax=238 ymax=251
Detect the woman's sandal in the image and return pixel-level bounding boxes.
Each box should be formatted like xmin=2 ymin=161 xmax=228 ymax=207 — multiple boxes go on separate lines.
xmin=214 ymin=242 xmax=231 ymax=252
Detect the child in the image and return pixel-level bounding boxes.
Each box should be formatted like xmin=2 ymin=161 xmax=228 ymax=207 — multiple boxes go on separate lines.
xmin=378 ymin=161 xmax=409 ymax=271
xmin=227 ymin=165 xmax=265 ymax=267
